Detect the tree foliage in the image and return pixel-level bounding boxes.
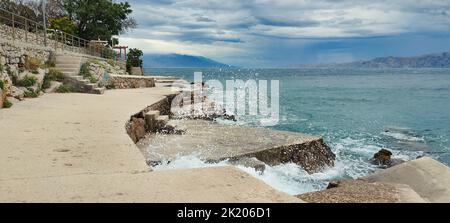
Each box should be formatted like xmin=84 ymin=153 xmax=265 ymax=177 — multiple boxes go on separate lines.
xmin=127 ymin=48 xmax=143 ymax=71
xmin=0 ymin=0 xmax=39 ymax=22
xmin=49 ymin=16 xmax=76 ymax=34
xmin=63 ymin=0 xmax=136 ymax=41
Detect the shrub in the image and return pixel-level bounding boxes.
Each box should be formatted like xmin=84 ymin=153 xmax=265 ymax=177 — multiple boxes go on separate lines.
xmin=0 ymin=80 xmax=4 ymax=90
xmin=47 ymin=68 xmax=65 ymax=81
xmin=0 ymin=63 xmax=4 ymax=72
xmin=24 ymin=89 xmax=39 ymax=98
xmin=56 ymin=84 xmax=75 ymax=93
xmin=24 ymin=57 xmax=42 ymax=71
xmin=3 ymin=99 xmax=13 ymax=108
xmin=79 ymin=62 xmax=91 ymax=78
xmin=32 ymin=70 xmax=39 ymax=74
xmin=49 ymin=17 xmax=76 ymax=34
xmin=42 ymin=78 xmax=51 ymax=89
xmin=107 ymin=59 xmax=116 ymax=67
xmin=89 ymin=76 xmax=98 ymax=84
xmin=16 ymin=75 xmax=37 ymax=87
xmin=43 ymin=69 xmax=65 ymax=90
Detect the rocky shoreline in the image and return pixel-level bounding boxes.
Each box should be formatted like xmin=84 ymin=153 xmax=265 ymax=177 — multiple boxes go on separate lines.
xmin=126 ymin=89 xmax=335 ymax=174
xmin=125 ymin=83 xmax=450 ymax=203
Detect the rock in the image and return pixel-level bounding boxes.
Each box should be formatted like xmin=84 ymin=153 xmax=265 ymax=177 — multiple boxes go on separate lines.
xmin=370 ymin=149 xmax=404 ymax=168
xmin=127 ymin=117 xmax=147 ymax=143
xmin=11 ymin=86 xmax=24 ymax=100
xmin=228 ymin=158 xmax=266 ymax=172
xmin=327 ymin=180 xmax=340 ymax=189
xmin=44 ymin=81 xmax=63 ymax=93
xmin=142 ymin=119 xmax=336 ymax=174
xmin=364 ymin=157 xmax=450 ymax=203
xmin=35 ymin=68 xmax=46 ymax=87
xmin=296 ymin=179 xmax=426 ymax=203
xmin=0 ymin=89 xmax=4 ymax=108
xmin=7 ymin=96 xmax=20 ymax=104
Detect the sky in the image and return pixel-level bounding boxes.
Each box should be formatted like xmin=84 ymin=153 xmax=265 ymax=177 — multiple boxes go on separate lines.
xmin=120 ymin=0 xmax=450 ymax=67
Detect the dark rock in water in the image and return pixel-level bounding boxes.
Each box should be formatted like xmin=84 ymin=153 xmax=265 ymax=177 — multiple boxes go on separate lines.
xmin=370 ymin=149 xmax=405 ymax=168
xmin=327 ymin=181 xmax=340 ymax=189
xmin=370 ymin=149 xmax=392 ymax=166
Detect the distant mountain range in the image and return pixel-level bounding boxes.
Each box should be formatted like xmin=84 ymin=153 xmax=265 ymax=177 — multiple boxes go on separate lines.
xmin=142 ymin=54 xmax=230 ymax=68
xmin=339 ymin=52 xmax=450 ymax=68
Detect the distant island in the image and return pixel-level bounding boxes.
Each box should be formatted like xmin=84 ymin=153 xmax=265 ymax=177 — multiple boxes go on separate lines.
xmin=340 ymin=52 xmax=450 ymax=68
xmin=143 ymin=54 xmax=230 ymax=68
xmin=294 ymin=52 xmax=450 ymax=69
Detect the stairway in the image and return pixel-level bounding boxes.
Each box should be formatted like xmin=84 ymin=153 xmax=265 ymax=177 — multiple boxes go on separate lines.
xmin=55 ymin=53 xmax=105 ymax=94
xmin=144 ymin=110 xmax=170 ymax=132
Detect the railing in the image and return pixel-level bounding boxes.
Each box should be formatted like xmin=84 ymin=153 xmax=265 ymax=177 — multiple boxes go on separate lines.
xmin=0 ymin=8 xmax=118 ymax=60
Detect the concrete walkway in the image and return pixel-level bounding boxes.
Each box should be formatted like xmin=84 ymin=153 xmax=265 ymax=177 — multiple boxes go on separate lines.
xmin=0 ymin=88 xmax=300 ymax=202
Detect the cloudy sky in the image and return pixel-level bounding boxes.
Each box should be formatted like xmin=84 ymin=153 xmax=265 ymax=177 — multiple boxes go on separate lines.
xmin=120 ymin=0 xmax=450 ymax=67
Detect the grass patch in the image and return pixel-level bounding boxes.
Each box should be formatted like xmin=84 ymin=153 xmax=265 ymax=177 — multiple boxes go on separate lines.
xmin=56 ymin=84 xmax=75 ymax=93
xmin=24 ymin=57 xmax=42 ymax=71
xmin=16 ymin=75 xmax=37 ymax=87
xmin=3 ymin=99 xmax=13 ymax=108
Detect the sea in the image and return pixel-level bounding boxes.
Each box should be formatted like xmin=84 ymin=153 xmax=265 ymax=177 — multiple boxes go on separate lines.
xmin=144 ymin=67 xmax=450 ymax=195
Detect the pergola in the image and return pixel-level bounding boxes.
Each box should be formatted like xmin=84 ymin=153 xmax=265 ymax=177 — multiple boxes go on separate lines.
xmin=113 ymin=45 xmax=129 ymax=61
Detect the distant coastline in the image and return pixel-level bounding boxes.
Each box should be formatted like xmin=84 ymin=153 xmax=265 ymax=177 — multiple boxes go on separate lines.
xmin=292 ymin=51 xmax=450 ymax=69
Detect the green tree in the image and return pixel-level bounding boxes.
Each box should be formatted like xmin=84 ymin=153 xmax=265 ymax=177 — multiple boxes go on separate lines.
xmin=49 ymin=16 xmax=76 ymax=34
xmin=127 ymin=48 xmax=143 ymax=72
xmin=63 ymin=0 xmax=136 ymax=41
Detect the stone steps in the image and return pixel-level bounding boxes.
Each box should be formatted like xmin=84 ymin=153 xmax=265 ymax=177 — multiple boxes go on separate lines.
xmin=144 ymin=110 xmax=170 ymax=132
xmin=55 ymin=53 xmax=105 ymax=95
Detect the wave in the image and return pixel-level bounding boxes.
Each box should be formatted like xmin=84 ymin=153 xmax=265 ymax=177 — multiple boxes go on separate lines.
xmin=382 ymin=131 xmax=425 ymax=142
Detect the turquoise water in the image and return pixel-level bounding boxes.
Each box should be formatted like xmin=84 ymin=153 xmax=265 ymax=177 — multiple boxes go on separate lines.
xmin=146 ymin=67 xmax=450 ymax=194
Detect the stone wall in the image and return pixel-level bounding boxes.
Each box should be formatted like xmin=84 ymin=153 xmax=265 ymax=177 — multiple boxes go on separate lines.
xmin=0 ymin=39 xmax=52 ymax=104
xmin=109 ymin=75 xmax=156 ymax=89
xmin=126 ymin=94 xmax=178 ymax=143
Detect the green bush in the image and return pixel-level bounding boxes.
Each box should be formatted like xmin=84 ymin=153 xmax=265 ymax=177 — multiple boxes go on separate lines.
xmin=3 ymin=99 xmax=13 ymax=108
xmin=79 ymin=62 xmax=91 ymax=78
xmin=24 ymin=88 xmax=39 ymax=98
xmin=47 ymin=69 xmax=65 ymax=81
xmin=0 ymin=63 xmax=4 ymax=72
xmin=42 ymin=68 xmax=65 ymax=90
xmin=89 ymin=76 xmax=98 ymax=84
xmin=16 ymin=75 xmax=37 ymax=87
xmin=0 ymin=80 xmax=4 ymax=90
xmin=56 ymin=84 xmax=75 ymax=93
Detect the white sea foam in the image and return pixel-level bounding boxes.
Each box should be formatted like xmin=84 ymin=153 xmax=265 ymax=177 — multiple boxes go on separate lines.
xmin=151 ymin=133 xmax=424 ymax=196
xmin=151 ymin=154 xmax=366 ymax=195
xmin=382 ymin=131 xmax=425 ymax=142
